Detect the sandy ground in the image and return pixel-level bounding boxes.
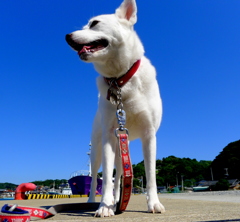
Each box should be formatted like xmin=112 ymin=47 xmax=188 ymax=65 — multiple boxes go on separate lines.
xmin=1 ymin=193 xmax=240 ymax=221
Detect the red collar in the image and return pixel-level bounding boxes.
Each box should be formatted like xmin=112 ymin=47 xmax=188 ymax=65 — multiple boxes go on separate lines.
xmin=104 ymin=59 xmax=141 ymax=88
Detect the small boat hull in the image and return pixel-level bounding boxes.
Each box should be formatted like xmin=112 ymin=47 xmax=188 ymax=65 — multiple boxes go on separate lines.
xmin=193 ymin=186 xmax=209 ymax=192
xmin=68 ymin=176 xmax=102 ymax=195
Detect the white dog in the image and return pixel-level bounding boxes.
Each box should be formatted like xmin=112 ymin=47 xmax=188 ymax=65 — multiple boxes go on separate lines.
xmin=66 ymin=0 xmax=165 ymax=217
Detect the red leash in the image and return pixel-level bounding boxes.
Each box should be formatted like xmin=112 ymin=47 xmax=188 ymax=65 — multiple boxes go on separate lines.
xmin=114 ymin=109 xmax=133 ymax=213
xmin=106 ymin=60 xmax=140 ymax=212
xmin=116 ymin=134 xmax=133 ymax=213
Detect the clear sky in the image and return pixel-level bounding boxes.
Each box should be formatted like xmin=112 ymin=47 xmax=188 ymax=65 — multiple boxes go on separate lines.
xmin=1 ymin=0 xmax=239 ymax=185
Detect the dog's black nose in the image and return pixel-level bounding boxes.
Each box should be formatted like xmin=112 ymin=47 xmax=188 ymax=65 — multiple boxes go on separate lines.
xmin=65 ymin=34 xmax=72 ymax=44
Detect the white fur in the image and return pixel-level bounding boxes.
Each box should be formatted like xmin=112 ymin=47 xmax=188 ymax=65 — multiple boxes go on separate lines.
xmin=66 ymin=0 xmax=165 ymax=217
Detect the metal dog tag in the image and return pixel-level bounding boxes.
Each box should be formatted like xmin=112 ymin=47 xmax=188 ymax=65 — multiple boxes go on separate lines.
xmin=110 ymin=94 xmax=118 ymax=105
xmin=107 ymin=88 xmax=118 ymax=105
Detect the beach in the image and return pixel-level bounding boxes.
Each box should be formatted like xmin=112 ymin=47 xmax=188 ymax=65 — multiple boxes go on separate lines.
xmin=1 ymin=191 xmax=240 ymax=221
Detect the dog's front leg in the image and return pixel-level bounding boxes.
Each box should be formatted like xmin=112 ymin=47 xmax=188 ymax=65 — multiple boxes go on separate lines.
xmin=141 ymin=132 xmax=165 ymax=214
xmin=88 ymin=112 xmax=102 ymax=203
xmin=113 ymin=145 xmax=123 ymax=205
xmin=95 ymin=134 xmax=116 ymax=217
xmin=88 ymin=135 xmax=102 ymax=203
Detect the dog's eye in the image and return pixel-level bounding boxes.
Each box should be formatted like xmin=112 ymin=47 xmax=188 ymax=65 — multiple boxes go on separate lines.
xmin=89 ymin=20 xmax=99 ymax=28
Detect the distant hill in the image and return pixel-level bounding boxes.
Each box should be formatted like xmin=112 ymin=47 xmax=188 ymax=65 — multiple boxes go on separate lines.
xmin=0 ymin=182 xmax=18 ymax=190
xmin=210 ymin=140 xmax=240 ymax=180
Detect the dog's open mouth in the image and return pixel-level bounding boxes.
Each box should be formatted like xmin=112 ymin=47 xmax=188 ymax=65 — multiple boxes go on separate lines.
xmin=66 ymin=35 xmax=109 ymax=57
xmin=77 ymin=39 xmax=109 ymax=55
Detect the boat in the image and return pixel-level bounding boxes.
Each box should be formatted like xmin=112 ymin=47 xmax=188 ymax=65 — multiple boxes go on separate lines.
xmin=61 ymin=187 xmax=72 ymax=195
xmin=0 ymin=190 xmax=15 ymax=200
xmin=68 ymin=143 xmax=103 ymax=195
xmin=68 ymin=170 xmax=102 ymax=195
xmin=192 ymin=186 xmax=209 ymax=192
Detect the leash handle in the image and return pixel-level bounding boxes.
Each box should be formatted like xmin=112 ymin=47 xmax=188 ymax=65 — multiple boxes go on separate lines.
xmin=0 ymin=204 xmax=31 ymax=222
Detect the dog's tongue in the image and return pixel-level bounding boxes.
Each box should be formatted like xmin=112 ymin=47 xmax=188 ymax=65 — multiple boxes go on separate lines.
xmin=78 ymin=45 xmax=92 ymax=55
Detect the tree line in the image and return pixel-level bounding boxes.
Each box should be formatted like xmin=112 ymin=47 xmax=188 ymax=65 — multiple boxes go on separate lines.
xmin=30 ymin=179 xmax=68 ymax=188
xmin=1 ymin=140 xmax=239 ymax=190
xmin=132 ymin=157 xmax=212 ymax=188
xmin=133 ymin=140 xmax=240 ymax=188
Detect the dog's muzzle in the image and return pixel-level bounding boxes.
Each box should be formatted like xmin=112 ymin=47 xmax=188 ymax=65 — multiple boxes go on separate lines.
xmin=65 ymin=33 xmax=109 ymax=60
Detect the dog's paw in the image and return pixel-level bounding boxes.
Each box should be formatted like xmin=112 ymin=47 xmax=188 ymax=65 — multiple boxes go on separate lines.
xmin=94 ymin=204 xmax=115 ymax=217
xmin=148 ymin=201 xmax=165 ymax=213
xmin=147 ymin=196 xmax=165 ymax=213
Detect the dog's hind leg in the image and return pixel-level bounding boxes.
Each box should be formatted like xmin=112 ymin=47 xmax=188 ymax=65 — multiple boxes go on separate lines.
xmin=88 ymin=113 xmax=102 ymax=203
xmin=141 ymin=131 xmax=165 ymax=214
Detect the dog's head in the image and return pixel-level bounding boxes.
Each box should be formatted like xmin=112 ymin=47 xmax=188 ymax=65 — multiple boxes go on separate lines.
xmin=65 ymin=0 xmax=141 ymax=66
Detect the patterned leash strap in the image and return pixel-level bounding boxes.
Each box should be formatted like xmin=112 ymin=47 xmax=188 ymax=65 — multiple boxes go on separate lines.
xmin=115 ymin=107 xmax=133 ymax=213
xmin=0 ymin=203 xmax=100 ymax=221
xmin=0 ymin=204 xmax=54 ymax=221
xmin=116 ymin=133 xmax=133 ymax=213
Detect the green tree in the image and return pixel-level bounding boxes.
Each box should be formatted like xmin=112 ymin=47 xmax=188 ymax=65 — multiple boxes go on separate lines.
xmin=0 ymin=183 xmax=17 ymax=190
xmin=156 ymin=156 xmax=211 ymax=187
xmin=210 ymin=140 xmax=240 ymax=180
xmin=132 ymin=161 xmax=146 ymax=187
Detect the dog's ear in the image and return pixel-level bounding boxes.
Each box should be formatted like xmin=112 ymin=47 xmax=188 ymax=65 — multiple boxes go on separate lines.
xmin=115 ymin=0 xmax=137 ymax=25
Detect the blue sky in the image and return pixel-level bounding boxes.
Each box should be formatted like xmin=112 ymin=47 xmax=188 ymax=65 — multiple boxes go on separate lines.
xmin=1 ymin=0 xmax=239 ymax=184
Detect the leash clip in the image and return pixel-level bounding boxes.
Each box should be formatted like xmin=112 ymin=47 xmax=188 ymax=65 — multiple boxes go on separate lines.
xmin=116 ymin=109 xmax=126 ymax=127
xmin=115 ymin=109 xmax=129 ymax=137
xmin=115 ymin=128 xmax=129 ymax=137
